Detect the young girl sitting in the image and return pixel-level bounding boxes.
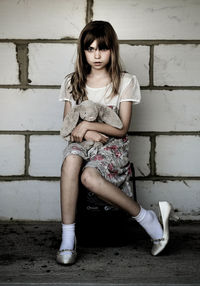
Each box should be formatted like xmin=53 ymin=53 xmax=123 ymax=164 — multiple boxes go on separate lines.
xmin=57 ymin=20 xmax=172 ymax=265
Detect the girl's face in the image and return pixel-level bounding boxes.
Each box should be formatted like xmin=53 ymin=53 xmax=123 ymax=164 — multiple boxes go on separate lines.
xmin=84 ymin=40 xmax=111 ymax=71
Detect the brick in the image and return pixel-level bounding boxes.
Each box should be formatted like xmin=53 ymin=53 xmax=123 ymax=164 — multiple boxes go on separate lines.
xmin=129 ymin=136 xmax=150 ymax=177
xmin=0 ymin=43 xmax=19 ymax=84
xmin=28 ymin=44 xmax=77 ymax=85
xmin=129 ymin=90 xmax=200 ymax=132
xmin=0 ymin=88 xmax=64 ymax=131
xmin=0 ymin=135 xmax=25 ymax=175
xmin=0 ymin=181 xmax=60 ymax=220
xmin=120 ymin=45 xmax=149 ymax=86
xmin=93 ymin=0 xmax=200 ymax=40
xmin=154 ymin=45 xmax=200 ymax=86
xmin=156 ymin=136 xmax=200 ymax=176
xmin=136 ymin=180 xmax=200 ymax=220
xmin=29 ymin=135 xmax=66 ymax=177
xmin=0 ymin=0 xmax=86 ymax=39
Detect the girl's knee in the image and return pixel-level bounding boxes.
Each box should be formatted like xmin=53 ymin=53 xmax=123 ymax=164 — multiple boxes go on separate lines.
xmin=81 ymin=167 xmax=99 ymax=189
xmin=61 ymin=155 xmax=82 ymax=176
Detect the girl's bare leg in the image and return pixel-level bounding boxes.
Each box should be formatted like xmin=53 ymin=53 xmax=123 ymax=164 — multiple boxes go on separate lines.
xmin=81 ymin=167 xmax=164 ymax=245
xmin=60 ymin=155 xmax=83 ymax=224
xmin=81 ymin=167 xmax=140 ymax=216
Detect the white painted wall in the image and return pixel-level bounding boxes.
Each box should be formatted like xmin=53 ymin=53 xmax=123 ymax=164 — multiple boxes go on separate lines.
xmin=0 ymin=0 xmax=200 ymax=221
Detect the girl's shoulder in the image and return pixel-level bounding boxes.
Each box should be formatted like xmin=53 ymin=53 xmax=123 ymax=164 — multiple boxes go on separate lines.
xmin=62 ymin=73 xmax=73 ymax=87
xmin=119 ymin=72 xmax=138 ymax=91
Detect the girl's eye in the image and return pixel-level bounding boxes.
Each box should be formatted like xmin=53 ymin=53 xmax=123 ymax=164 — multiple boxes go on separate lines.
xmin=87 ymin=47 xmax=94 ymax=52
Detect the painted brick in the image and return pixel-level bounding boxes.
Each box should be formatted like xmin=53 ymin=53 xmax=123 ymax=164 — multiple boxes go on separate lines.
xmin=129 ymin=90 xmax=200 ymax=132
xmin=0 ymin=0 xmax=86 ymax=39
xmin=28 ymin=44 xmax=77 ymax=85
xmin=0 ymin=181 xmax=60 ymax=220
xmin=0 ymin=180 xmax=199 ymax=221
xmin=156 ymin=136 xmax=200 ymax=176
xmin=0 ymin=89 xmax=64 ymax=131
xmin=93 ymin=0 xmax=200 ymax=40
xmin=0 ymin=43 xmax=19 ymax=84
xmin=154 ymin=45 xmax=200 ymax=86
xmin=129 ymin=136 xmax=150 ymax=177
xmin=29 ymin=135 xmax=66 ymax=177
xmin=0 ymin=135 xmax=25 ymax=175
xmin=120 ymin=45 xmax=149 ymax=86
xmin=136 ymin=180 xmax=200 ymax=220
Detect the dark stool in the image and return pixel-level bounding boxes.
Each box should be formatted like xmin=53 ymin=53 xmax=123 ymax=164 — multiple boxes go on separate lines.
xmin=76 ymin=162 xmax=137 ymax=246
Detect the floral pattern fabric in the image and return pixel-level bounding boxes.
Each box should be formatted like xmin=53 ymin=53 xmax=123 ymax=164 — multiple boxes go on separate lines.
xmin=62 ymin=134 xmax=133 ymax=199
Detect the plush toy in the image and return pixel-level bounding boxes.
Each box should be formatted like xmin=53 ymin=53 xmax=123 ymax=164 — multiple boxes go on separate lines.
xmin=60 ymin=100 xmax=123 ymax=151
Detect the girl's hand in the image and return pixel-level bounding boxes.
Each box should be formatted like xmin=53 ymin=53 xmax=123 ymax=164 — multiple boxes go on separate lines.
xmin=71 ymin=121 xmax=88 ymax=142
xmin=84 ymin=130 xmax=108 ymax=143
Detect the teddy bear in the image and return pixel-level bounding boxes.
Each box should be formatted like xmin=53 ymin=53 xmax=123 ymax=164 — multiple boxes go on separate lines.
xmin=60 ymin=100 xmax=123 ymax=152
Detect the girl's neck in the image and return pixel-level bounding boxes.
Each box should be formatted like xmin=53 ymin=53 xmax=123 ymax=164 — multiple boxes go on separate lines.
xmin=89 ymin=67 xmax=109 ymax=78
xmin=87 ymin=68 xmax=111 ymax=88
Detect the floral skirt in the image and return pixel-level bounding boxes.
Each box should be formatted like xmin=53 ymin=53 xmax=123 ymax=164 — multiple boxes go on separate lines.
xmin=62 ymin=135 xmax=133 ymax=199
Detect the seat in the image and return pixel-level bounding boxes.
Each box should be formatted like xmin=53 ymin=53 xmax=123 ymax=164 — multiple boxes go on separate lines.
xmin=76 ymin=162 xmax=137 ymax=246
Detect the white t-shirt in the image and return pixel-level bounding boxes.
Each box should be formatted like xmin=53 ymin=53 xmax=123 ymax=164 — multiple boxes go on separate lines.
xmin=58 ymin=72 xmax=141 ymax=109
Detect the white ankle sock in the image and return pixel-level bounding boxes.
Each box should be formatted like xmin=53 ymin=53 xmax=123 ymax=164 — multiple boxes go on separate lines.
xmin=59 ymin=223 xmax=75 ymax=254
xmin=133 ymin=207 xmax=163 ymax=244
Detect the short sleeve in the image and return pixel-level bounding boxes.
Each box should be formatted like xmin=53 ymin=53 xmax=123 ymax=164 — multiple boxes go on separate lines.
xmin=119 ymin=75 xmax=141 ymax=105
xmin=58 ymin=76 xmax=73 ymax=102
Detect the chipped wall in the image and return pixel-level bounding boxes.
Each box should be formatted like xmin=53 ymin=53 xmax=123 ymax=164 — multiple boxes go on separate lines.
xmin=0 ymin=0 xmax=200 ymax=220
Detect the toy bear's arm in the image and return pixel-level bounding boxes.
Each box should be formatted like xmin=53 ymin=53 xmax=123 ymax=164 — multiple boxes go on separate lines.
xmin=97 ymin=104 xmax=123 ymax=129
xmin=60 ymin=107 xmax=80 ymax=138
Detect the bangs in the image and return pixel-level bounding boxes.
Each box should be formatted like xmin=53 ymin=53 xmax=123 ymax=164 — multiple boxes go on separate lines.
xmin=83 ymin=32 xmax=111 ymax=50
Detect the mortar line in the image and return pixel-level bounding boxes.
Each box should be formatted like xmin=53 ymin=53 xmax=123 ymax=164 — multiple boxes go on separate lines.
xmin=1 ymin=85 xmax=200 ymax=90
xmin=86 ymin=0 xmax=94 ymax=24
xmin=149 ymin=45 xmax=154 ymax=87
xmin=149 ymin=135 xmax=156 ymax=176
xmin=1 ymin=39 xmax=200 ymax=44
xmin=0 ymin=131 xmax=200 ymax=136
xmin=24 ymin=134 xmax=30 ymax=176
xmin=0 ymin=176 xmax=200 ymax=182
xmin=15 ymin=43 xmax=29 ymax=86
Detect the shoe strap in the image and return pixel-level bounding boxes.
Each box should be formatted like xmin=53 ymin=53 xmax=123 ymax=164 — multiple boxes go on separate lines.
xmin=57 ymin=248 xmax=76 ymax=254
xmin=151 ymin=237 xmax=165 ymax=243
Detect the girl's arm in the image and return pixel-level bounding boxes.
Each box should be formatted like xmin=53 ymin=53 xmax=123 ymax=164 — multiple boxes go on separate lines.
xmin=71 ymin=101 xmax=132 ymax=142
xmin=63 ymin=101 xmax=72 ymax=119
xmin=63 ymin=101 xmax=109 ymax=143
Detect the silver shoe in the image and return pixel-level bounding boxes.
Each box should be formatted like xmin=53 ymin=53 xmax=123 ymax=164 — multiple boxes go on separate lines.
xmin=56 ymin=237 xmax=77 ymax=265
xmin=151 ymin=201 xmax=172 ymax=256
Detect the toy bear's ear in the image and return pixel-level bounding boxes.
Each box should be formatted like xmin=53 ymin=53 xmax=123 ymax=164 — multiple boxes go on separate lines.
xmin=60 ymin=107 xmax=80 ymax=138
xmin=98 ymin=105 xmax=123 ymax=129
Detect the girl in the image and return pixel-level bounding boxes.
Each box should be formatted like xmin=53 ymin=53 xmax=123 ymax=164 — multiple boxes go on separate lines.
xmin=57 ymin=21 xmax=172 ymax=265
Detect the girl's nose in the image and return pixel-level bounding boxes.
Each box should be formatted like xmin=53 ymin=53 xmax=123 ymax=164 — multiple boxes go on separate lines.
xmin=94 ymin=49 xmax=101 ymax=58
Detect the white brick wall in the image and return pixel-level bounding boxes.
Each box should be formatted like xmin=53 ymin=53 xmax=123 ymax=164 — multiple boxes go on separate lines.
xmin=129 ymin=136 xmax=150 ymax=177
xmin=120 ymin=45 xmax=149 ymax=86
xmin=154 ymin=45 xmax=200 ymax=86
xmin=0 ymin=43 xmax=19 ymax=84
xmin=0 ymin=89 xmax=63 ymax=131
xmin=29 ymin=135 xmax=66 ymax=177
xmin=136 ymin=180 xmax=200 ymax=220
xmin=130 ymin=90 xmax=200 ymax=132
xmin=0 ymin=181 xmax=60 ymax=220
xmin=93 ymin=0 xmax=200 ymax=40
xmin=0 ymin=135 xmax=25 ymax=175
xmin=0 ymin=0 xmax=86 ymax=39
xmin=28 ymin=44 xmax=77 ymax=85
xmin=156 ymin=136 xmax=200 ymax=176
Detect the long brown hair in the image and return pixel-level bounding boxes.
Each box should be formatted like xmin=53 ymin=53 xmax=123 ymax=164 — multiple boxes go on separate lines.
xmin=67 ymin=21 xmax=122 ymax=104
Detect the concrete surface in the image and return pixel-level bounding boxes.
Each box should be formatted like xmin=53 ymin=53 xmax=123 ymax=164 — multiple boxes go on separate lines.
xmin=0 ymin=214 xmax=200 ymax=286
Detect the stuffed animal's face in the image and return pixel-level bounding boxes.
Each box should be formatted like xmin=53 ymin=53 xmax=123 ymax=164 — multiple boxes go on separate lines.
xmin=79 ymin=100 xmax=99 ymax=121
